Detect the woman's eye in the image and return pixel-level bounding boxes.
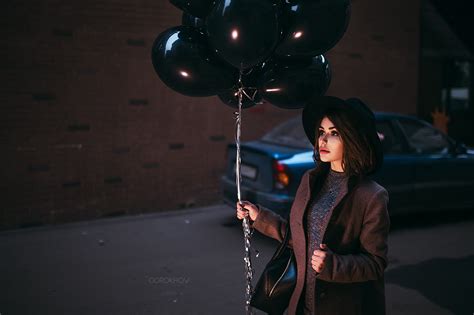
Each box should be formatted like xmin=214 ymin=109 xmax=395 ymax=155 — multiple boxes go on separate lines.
xmin=318 ymin=130 xmax=325 ymax=136
xmin=331 ymin=131 xmax=339 ymax=136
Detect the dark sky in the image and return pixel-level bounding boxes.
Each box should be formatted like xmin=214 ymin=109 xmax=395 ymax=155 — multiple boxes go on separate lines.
xmin=430 ymin=0 xmax=474 ymax=53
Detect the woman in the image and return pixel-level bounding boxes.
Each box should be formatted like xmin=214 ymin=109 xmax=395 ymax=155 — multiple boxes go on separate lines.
xmin=236 ymin=96 xmax=390 ymax=315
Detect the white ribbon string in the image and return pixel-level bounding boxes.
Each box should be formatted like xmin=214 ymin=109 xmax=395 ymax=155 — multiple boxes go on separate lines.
xmin=234 ymin=72 xmax=256 ymax=315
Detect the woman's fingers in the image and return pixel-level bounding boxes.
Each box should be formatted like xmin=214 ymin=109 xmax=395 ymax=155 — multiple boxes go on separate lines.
xmin=312 ymin=252 xmax=327 ymax=273
xmin=312 ymin=261 xmax=324 ymax=273
xmin=236 ymin=201 xmax=245 ymax=220
xmin=238 ymin=200 xmax=254 ymax=209
xmin=236 ymin=200 xmax=259 ymax=221
xmin=238 ymin=206 xmax=247 ymax=212
xmin=236 ymin=201 xmax=249 ymax=209
xmin=237 ymin=209 xmax=248 ymax=216
xmin=313 ymin=249 xmax=327 ymax=259
xmin=236 ymin=208 xmax=249 ymax=220
xmin=311 ymin=255 xmax=325 ymax=270
xmin=311 ymin=248 xmax=329 ymax=272
xmin=312 ymin=256 xmax=322 ymax=265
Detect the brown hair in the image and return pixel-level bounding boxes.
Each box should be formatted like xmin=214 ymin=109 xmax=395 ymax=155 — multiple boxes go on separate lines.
xmin=312 ymin=101 xmax=383 ymax=179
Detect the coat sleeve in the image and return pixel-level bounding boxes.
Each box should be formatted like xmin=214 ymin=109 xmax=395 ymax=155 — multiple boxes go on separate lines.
xmin=249 ymin=170 xmax=311 ymax=249
xmin=250 ymin=204 xmax=293 ymax=249
xmin=316 ymin=187 xmax=390 ymax=283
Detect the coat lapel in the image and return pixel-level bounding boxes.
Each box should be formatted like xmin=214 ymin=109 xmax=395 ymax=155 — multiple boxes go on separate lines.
xmin=289 ymin=167 xmax=364 ymax=314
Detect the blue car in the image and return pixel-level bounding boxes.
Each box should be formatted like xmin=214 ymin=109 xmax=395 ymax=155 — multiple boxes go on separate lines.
xmin=221 ymin=112 xmax=474 ymax=217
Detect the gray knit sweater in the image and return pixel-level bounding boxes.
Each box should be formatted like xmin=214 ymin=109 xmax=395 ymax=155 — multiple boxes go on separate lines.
xmin=304 ymin=168 xmax=349 ymax=314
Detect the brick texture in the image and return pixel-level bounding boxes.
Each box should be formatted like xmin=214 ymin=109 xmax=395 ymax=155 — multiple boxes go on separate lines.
xmin=0 ymin=0 xmax=420 ymax=230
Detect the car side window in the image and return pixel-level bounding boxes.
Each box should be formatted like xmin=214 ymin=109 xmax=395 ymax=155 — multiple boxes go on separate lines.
xmin=398 ymin=118 xmax=450 ymax=154
xmin=261 ymin=116 xmax=313 ymax=149
xmin=375 ymin=121 xmax=404 ymax=154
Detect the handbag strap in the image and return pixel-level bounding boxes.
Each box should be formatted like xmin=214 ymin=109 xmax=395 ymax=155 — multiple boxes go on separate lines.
xmin=272 ymin=221 xmax=292 ymax=259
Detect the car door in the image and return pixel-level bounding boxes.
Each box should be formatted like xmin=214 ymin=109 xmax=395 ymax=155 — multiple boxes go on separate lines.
xmin=371 ymin=118 xmax=417 ymax=215
xmin=396 ymin=117 xmax=474 ymax=212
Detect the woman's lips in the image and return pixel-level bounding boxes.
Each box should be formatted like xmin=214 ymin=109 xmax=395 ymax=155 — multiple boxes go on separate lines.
xmin=320 ymin=149 xmax=330 ymax=154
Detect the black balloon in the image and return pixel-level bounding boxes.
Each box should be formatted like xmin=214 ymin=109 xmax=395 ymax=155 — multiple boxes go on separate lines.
xmin=170 ymin=0 xmax=216 ymax=19
xmin=182 ymin=12 xmax=204 ymax=30
xmin=217 ymin=67 xmax=264 ymax=109
xmin=206 ymin=0 xmax=281 ymax=70
xmin=259 ymin=55 xmax=331 ymax=109
xmin=275 ymin=0 xmax=351 ymax=57
xmin=151 ymin=26 xmax=238 ymax=97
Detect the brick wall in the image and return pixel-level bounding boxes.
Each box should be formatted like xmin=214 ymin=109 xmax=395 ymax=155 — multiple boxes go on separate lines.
xmin=0 ymin=0 xmax=420 ymax=230
xmin=325 ymin=0 xmax=421 ymax=114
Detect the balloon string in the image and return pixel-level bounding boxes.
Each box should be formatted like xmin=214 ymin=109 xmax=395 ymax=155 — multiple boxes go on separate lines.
xmin=241 ymin=87 xmax=257 ymax=102
xmin=235 ymin=71 xmax=255 ymax=315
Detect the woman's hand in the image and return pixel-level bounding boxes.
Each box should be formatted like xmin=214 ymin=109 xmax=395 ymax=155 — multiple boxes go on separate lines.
xmin=236 ymin=200 xmax=260 ymax=222
xmin=311 ymin=244 xmax=333 ymax=273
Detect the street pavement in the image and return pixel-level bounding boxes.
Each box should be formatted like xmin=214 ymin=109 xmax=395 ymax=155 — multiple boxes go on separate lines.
xmin=0 ymin=203 xmax=473 ymax=315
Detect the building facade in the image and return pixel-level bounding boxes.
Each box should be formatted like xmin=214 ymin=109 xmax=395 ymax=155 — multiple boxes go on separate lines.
xmin=1 ymin=0 xmax=423 ymax=229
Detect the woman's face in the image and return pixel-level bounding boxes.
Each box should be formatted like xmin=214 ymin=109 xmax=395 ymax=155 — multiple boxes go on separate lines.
xmin=316 ymin=116 xmax=344 ymax=171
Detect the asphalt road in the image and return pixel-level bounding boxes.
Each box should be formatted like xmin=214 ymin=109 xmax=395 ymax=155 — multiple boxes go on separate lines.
xmin=1 ymin=204 xmax=473 ymax=315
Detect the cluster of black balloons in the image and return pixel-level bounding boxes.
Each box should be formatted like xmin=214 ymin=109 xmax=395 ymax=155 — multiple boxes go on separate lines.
xmin=151 ymin=0 xmax=351 ymax=109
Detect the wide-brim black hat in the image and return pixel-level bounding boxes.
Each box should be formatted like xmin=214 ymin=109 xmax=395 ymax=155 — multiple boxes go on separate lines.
xmin=302 ymin=96 xmax=347 ymax=146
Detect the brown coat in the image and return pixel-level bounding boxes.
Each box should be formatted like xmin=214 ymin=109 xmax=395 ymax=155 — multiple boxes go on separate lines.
xmin=251 ymin=167 xmax=390 ymax=315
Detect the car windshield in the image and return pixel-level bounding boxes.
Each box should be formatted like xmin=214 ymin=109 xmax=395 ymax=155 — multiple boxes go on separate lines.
xmin=261 ymin=116 xmax=313 ymax=149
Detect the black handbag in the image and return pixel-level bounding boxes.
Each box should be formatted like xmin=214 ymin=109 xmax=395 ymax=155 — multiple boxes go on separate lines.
xmin=250 ymin=222 xmax=297 ymax=314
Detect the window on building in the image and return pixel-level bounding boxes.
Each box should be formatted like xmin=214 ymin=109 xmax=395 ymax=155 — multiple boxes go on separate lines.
xmin=442 ymin=60 xmax=471 ymax=112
